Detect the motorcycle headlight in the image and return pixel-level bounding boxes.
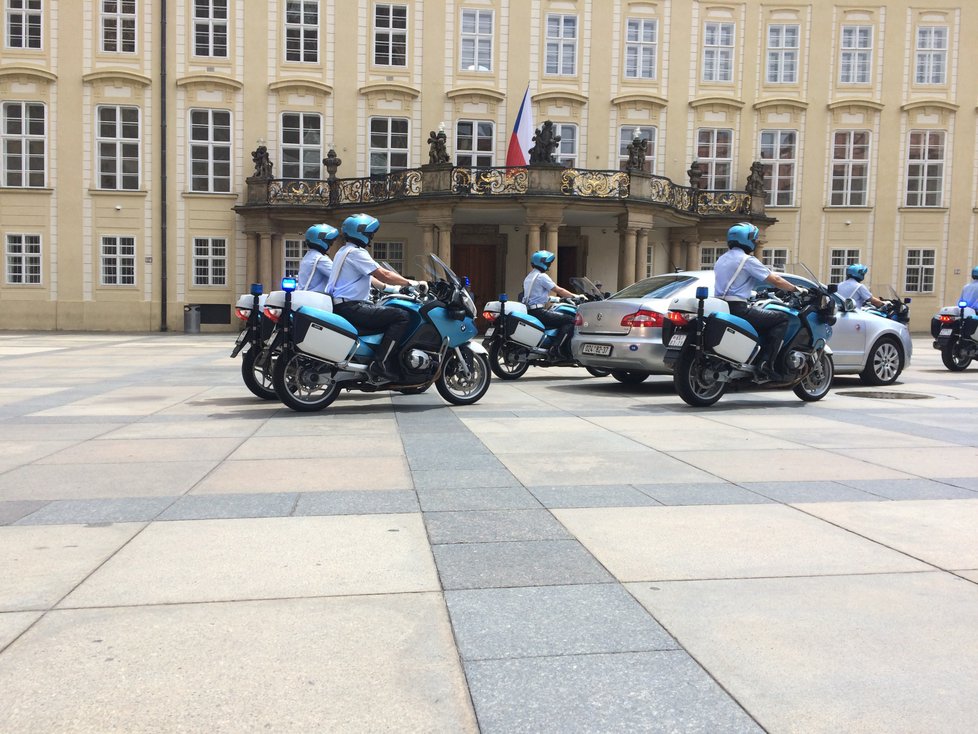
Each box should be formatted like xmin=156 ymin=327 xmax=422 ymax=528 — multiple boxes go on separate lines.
xmin=461 ymin=289 xmax=477 ymax=318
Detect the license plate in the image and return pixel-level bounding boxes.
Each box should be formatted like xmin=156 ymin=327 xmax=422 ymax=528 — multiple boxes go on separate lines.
xmin=939 ymin=328 xmax=952 ymax=336
xmin=581 ymin=343 xmax=612 ymax=356
xmin=668 ymin=333 xmax=687 ymax=347
xmin=484 ymin=327 xmax=494 ymax=337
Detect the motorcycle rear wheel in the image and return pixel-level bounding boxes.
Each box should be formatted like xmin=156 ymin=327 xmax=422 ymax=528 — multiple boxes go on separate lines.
xmin=241 ymin=346 xmax=277 ymax=400
xmin=941 ymin=341 xmax=973 ymax=371
xmin=673 ymin=349 xmax=727 ymax=407
xmin=487 ymin=340 xmax=531 ymax=380
xmin=793 ymin=352 xmax=834 ymax=402
xmin=272 ymin=349 xmax=341 ymax=412
xmin=436 ymin=346 xmax=491 ymax=405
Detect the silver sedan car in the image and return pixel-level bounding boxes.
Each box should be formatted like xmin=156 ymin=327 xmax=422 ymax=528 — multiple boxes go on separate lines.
xmin=572 ymin=270 xmax=912 ymax=385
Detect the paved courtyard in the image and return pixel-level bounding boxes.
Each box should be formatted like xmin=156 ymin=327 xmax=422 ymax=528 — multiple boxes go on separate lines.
xmin=1 ymin=331 xmax=977 ymax=733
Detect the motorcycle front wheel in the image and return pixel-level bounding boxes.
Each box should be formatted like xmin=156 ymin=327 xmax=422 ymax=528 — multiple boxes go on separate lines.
xmin=487 ymin=339 xmax=531 ymax=380
xmin=436 ymin=346 xmax=491 ymax=405
xmin=241 ymin=345 xmax=278 ymax=400
xmin=941 ymin=340 xmax=973 ymax=371
xmin=272 ymin=349 xmax=341 ymax=412
xmin=793 ymin=351 xmax=834 ymax=402
xmin=673 ymin=349 xmax=727 ymax=407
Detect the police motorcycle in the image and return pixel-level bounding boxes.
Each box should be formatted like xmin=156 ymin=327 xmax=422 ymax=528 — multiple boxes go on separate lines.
xmin=931 ymin=300 xmax=978 ymax=371
xmin=270 ymin=253 xmax=491 ymax=412
xmin=662 ymin=268 xmax=837 ymax=407
xmin=864 ymin=285 xmax=911 ymax=324
xmin=231 ymin=283 xmax=275 ymax=399
xmin=481 ymin=276 xmax=610 ymax=380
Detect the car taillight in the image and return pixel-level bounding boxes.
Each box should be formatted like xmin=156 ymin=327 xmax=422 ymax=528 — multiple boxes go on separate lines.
xmin=234 ymin=307 xmax=251 ymax=322
xmin=574 ymin=312 xmax=583 ymax=326
xmin=667 ymin=311 xmax=691 ymax=325
xmin=482 ymin=311 xmax=497 ymax=322
xmin=937 ymin=314 xmax=955 ymax=323
xmin=621 ymin=309 xmax=664 ymax=328
xmin=262 ymin=307 xmax=282 ymax=323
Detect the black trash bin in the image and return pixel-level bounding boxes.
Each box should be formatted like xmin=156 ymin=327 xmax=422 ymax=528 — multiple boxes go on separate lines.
xmin=184 ymin=304 xmax=201 ymax=333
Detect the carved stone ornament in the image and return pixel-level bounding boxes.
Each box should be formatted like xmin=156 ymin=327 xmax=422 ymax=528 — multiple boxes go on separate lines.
xmin=251 ymin=146 xmax=273 ymax=179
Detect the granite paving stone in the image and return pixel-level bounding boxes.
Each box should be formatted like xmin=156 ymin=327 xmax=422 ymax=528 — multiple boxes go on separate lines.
xmin=293 ymin=489 xmax=419 ymax=516
xmin=411 ymin=467 xmax=521 ymax=490
xmin=527 ymin=484 xmax=663 ymax=508
xmin=156 ymin=492 xmax=297 ymax=521
xmin=15 ymin=497 xmax=177 ymax=525
xmin=634 ymin=482 xmax=772 ymax=506
xmin=835 ymin=477 xmax=978 ymax=500
xmin=0 ymin=501 xmax=49 ymax=526
xmin=424 ymin=509 xmax=571 ymax=544
xmin=0 ymin=461 xmax=219 ymax=501
xmin=739 ymin=481 xmax=884 ymax=503
xmin=415 ymin=485 xmax=542 ymax=512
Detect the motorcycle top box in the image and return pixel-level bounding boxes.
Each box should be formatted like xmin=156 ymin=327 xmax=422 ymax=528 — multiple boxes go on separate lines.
xmin=292 ymin=306 xmax=357 ymax=363
xmin=702 ymin=312 xmax=760 ymax=363
xmin=264 ymin=289 xmax=334 ymax=313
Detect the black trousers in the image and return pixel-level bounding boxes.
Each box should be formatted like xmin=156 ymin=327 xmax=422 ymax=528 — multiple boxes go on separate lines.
xmin=727 ymin=301 xmax=788 ymax=365
xmin=334 ymin=300 xmax=410 ymax=363
xmin=529 ymin=307 xmax=575 ymax=356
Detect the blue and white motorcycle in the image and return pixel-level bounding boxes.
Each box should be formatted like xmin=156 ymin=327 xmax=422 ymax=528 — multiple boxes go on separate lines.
xmin=271 ymin=253 xmax=491 ymax=412
xmin=663 ymin=277 xmax=837 ymax=407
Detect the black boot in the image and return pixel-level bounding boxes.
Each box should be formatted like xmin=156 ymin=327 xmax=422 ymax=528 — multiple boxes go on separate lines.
xmin=368 ymin=340 xmax=399 ymax=382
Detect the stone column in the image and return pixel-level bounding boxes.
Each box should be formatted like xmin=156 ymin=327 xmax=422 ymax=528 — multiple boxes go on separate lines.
xmin=635 ymin=229 xmax=649 ymax=283
xmin=526 ymin=224 xmax=542 ymax=264
xmin=259 ymin=233 xmax=273 ymax=288
xmin=421 ymin=224 xmax=435 ymax=256
xmin=246 ymin=233 xmax=258 ymax=288
xmin=271 ymin=235 xmax=283 ymax=287
xmin=545 ymin=223 xmax=560 ymax=280
xmin=617 ymin=227 xmax=637 ymax=289
xmin=437 ymin=226 xmax=452 ymax=267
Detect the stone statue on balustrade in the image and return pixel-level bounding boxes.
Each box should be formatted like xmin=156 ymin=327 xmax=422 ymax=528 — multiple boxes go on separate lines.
xmin=427 ymin=129 xmax=451 ymax=166
xmin=528 ymin=120 xmax=562 ymax=165
xmin=625 ymin=135 xmax=649 ymax=172
xmin=746 ymin=160 xmax=766 ymax=195
xmin=251 ymin=145 xmax=273 ymax=179
xmin=687 ymin=160 xmax=706 ymax=189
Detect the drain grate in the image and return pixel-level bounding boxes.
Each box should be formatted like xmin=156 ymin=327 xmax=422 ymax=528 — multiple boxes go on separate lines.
xmin=836 ymin=391 xmax=933 ymax=400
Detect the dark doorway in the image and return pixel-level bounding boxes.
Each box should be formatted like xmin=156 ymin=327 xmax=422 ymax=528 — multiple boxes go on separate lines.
xmin=557 ymin=245 xmax=579 ymax=291
xmin=452 ymin=242 xmax=498 ymax=331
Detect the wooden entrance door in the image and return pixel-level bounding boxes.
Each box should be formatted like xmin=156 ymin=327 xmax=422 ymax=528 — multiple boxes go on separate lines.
xmin=557 ymin=245 xmax=579 ymax=291
xmin=451 ymin=243 xmax=497 ymax=332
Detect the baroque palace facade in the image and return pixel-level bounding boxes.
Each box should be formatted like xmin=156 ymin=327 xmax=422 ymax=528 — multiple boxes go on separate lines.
xmin=0 ymin=0 xmax=976 ymax=331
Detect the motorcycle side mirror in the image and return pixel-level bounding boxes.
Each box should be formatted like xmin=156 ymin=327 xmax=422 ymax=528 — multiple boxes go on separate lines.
xmin=250 ymin=283 xmax=263 ymax=296
xmin=603 ymin=292 xmax=611 ymax=298
xmin=828 ymin=283 xmax=838 ymax=294
xmin=843 ymin=297 xmax=856 ymax=312
xmin=695 ymin=286 xmax=709 ymax=300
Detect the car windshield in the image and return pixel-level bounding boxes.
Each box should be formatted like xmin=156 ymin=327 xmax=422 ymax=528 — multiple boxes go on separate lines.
xmin=613 ymin=274 xmax=697 ymax=300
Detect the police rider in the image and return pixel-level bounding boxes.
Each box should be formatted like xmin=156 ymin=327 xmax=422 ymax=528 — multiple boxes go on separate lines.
xmin=296 ymin=224 xmax=337 ymax=292
xmin=959 ymin=266 xmax=978 ymax=309
xmin=836 ymin=263 xmax=884 ymax=309
xmin=714 ymin=222 xmax=805 ymax=380
xmin=325 ymin=213 xmax=426 ymax=382
xmin=521 ymin=250 xmax=582 ymax=359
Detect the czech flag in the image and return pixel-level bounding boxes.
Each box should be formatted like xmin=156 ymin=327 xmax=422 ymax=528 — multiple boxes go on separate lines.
xmin=505 ymin=85 xmax=534 ymax=167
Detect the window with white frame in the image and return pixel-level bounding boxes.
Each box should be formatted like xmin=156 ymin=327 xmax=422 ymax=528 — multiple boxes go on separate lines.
xmin=284 ymin=238 xmax=302 ymax=277
xmin=97 ymin=105 xmax=140 ymax=190
xmin=618 ymin=126 xmax=656 ymax=173
xmin=915 ymin=26 xmax=947 ymax=85
xmin=374 ymin=3 xmax=406 ymax=66
xmin=194 ymin=0 xmax=227 ymax=57
xmin=5 ymin=233 xmax=41 ymax=284
xmin=455 ymin=120 xmax=494 ymax=168
xmin=545 ymin=13 xmax=577 ymax=76
xmin=761 ymin=248 xmax=788 ymax=271
xmin=2 ymin=101 xmax=45 ymax=187
xmin=100 ymin=235 xmax=135 ymax=286
xmin=766 ymin=24 xmax=798 ymax=83
xmin=645 ymin=243 xmax=655 ymax=278
xmin=193 ymin=237 xmax=226 ymax=286
xmin=839 ymin=25 xmax=872 ymax=84
xmin=555 ymin=123 xmax=577 ymax=167
xmin=5 ymin=0 xmax=42 ymax=49
xmin=369 ymin=117 xmax=408 ymax=175
xmin=372 ymin=241 xmax=404 ymax=272
xmin=624 ymin=17 xmax=657 ymax=79
xmin=460 ymin=8 xmax=492 ymax=71
xmin=703 ymin=22 xmax=734 ymax=82
xmin=830 ymin=130 xmax=869 ymax=207
xmin=829 ymin=248 xmax=861 ymax=284
xmin=189 ymin=108 xmax=231 ymax=193
xmin=281 ymin=112 xmax=321 ymax=180
xmin=906 ymin=130 xmax=945 ymax=207
xmin=101 ymin=0 xmax=136 ymax=53
xmin=904 ymin=248 xmax=935 ymax=292
xmin=285 ymin=0 xmax=318 ymax=63
xmin=759 ymin=129 xmax=797 ymax=207
xmin=696 ymin=128 xmax=732 ymax=189
xmin=699 ymin=245 xmax=722 ymax=270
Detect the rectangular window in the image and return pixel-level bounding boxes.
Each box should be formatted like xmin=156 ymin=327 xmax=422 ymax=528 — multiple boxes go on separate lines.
xmin=189 ymin=108 xmax=231 ymax=193
xmin=284 ymin=238 xmax=302 ymax=277
xmin=904 ymin=248 xmax=935 ymax=293
xmin=759 ymin=129 xmax=796 ymax=207
xmin=281 ymin=112 xmax=321 ymax=180
xmin=285 ymin=0 xmax=318 ymax=63
xmin=194 ymin=0 xmax=228 ymax=57
xmin=193 ymin=237 xmax=226 ymax=286
xmin=699 ymin=245 xmax=722 ymax=271
xmin=97 ymin=105 xmax=140 ymax=190
xmin=374 ymin=3 xmax=406 ymax=66
xmin=460 ymin=8 xmax=492 ymax=72
xmin=369 ymin=116 xmax=409 ymax=175
xmin=829 ymin=248 xmax=861 ymax=284
xmin=455 ymin=120 xmax=494 ymax=168
xmin=100 ymin=235 xmax=136 ymax=286
xmin=840 ymin=25 xmax=872 ymax=84
xmin=624 ymin=17 xmax=657 ymax=79
xmin=5 ymin=233 xmax=41 ymax=284
xmin=2 ymin=101 xmax=45 ymax=188
xmin=915 ymin=26 xmax=947 ymax=85
xmin=703 ymin=22 xmax=734 ymax=82
xmin=766 ymin=24 xmax=798 ymax=83
xmin=545 ymin=13 xmax=577 ymax=76
xmin=372 ymin=241 xmax=404 ymax=272
xmin=556 ymin=123 xmax=577 ymax=167
xmin=618 ymin=126 xmax=656 ymax=174
xmin=906 ymin=130 xmax=945 ymax=207
xmin=761 ymin=248 xmax=788 ymax=272
xmin=5 ymin=0 xmax=42 ymax=49
xmin=830 ymin=130 xmax=869 ymax=207
xmin=101 ymin=0 xmax=136 ymax=53
xmin=696 ymin=128 xmax=733 ymax=189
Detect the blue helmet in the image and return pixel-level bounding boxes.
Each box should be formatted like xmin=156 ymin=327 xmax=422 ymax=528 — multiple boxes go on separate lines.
xmin=727 ymin=222 xmax=759 ymax=252
xmin=531 ymin=250 xmax=556 ymax=271
xmin=846 ymin=263 xmax=868 ymax=282
xmin=341 ymin=213 xmax=380 ymax=247
xmin=304 ymin=223 xmax=339 ymax=253
xmin=972 ymin=265 xmax=978 ymax=280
